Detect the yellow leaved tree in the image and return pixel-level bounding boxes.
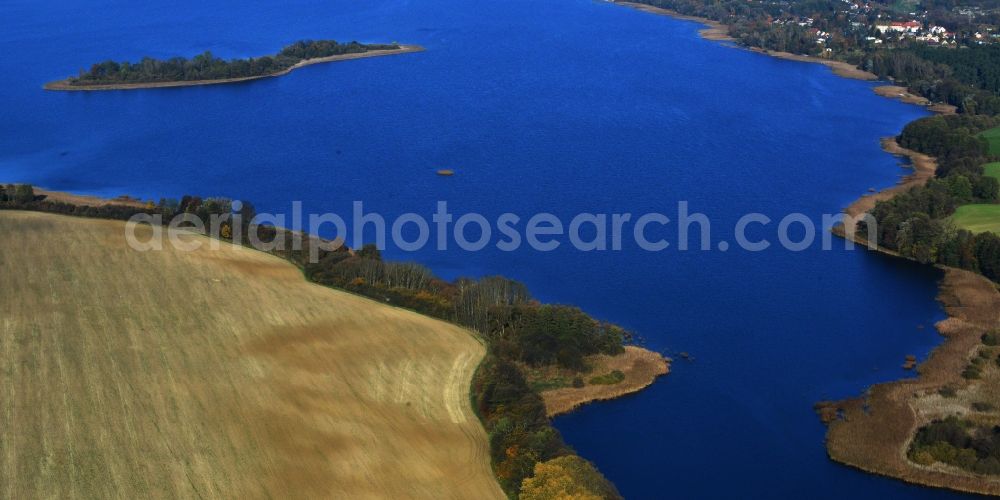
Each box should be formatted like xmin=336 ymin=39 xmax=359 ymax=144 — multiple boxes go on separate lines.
xmin=520 ymin=455 xmax=621 ymax=500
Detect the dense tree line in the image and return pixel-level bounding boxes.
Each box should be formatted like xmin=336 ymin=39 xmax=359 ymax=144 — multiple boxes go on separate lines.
xmin=912 ymin=45 xmax=1000 ymax=95
xmin=303 ymin=249 xmax=626 ymax=371
xmin=896 ymin=114 xmax=995 ymax=159
xmin=69 ymin=40 xmax=400 ymax=85
xmin=861 ymin=115 xmax=1000 ymax=281
xmin=489 ymin=305 xmax=626 ymax=371
xmin=867 ymin=46 xmax=1000 ymax=114
xmin=1 ymin=187 xmax=627 ymax=498
xmin=472 ymin=354 xmax=572 ymax=495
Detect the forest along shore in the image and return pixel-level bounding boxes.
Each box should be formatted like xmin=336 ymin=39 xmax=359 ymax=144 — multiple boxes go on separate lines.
xmin=43 ymin=45 xmax=424 ymax=91
xmin=615 ymin=2 xmax=876 ymax=81
xmin=621 ymin=1 xmax=1000 ymax=495
xmin=839 ymin=138 xmax=938 ymax=237
xmin=614 ymin=1 xmax=959 ymax=105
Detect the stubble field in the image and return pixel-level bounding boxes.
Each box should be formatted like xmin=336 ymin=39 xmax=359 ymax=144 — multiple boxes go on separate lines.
xmin=0 ymin=211 xmax=503 ymax=499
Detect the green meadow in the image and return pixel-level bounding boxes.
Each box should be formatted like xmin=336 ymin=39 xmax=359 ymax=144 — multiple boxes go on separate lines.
xmin=979 ymin=127 xmax=1000 ymax=155
xmin=950 ymin=204 xmax=1000 ymax=234
xmin=980 ymin=128 xmax=1000 ymax=156
xmin=947 ymin=161 xmax=1000 ymax=233
xmin=984 ymin=162 xmax=1000 ymax=181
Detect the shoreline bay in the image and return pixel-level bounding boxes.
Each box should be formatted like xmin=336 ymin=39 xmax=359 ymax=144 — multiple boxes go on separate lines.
xmin=619 ymin=1 xmax=1000 ymax=495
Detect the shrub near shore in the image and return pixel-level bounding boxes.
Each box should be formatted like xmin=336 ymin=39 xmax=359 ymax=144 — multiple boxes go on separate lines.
xmin=910 ymin=417 xmax=1000 ymax=475
xmin=908 ymin=330 xmax=1000 ymax=477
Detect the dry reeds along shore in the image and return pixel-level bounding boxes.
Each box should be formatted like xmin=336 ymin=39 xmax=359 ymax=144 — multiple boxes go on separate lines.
xmin=820 ymin=268 xmax=1000 ymax=496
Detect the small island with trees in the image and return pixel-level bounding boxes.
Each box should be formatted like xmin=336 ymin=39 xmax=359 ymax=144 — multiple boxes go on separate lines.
xmin=44 ymin=39 xmax=424 ymax=91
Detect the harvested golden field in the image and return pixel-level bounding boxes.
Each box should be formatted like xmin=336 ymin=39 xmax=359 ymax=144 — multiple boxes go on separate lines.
xmin=0 ymin=211 xmax=503 ymax=499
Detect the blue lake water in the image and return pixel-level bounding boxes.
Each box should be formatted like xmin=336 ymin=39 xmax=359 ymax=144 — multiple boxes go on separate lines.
xmin=0 ymin=0 xmax=974 ymax=497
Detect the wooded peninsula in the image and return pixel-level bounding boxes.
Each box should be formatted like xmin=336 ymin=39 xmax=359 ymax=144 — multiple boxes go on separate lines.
xmin=44 ymin=40 xmax=423 ymax=91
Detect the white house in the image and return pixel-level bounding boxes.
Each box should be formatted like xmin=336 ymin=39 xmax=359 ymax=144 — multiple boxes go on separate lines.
xmin=876 ymin=21 xmax=921 ymax=33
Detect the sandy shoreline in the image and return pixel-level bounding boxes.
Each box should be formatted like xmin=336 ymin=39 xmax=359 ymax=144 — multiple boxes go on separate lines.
xmin=43 ymin=45 xmax=425 ymax=91
xmin=616 ymin=1 xmax=877 ymax=81
xmin=749 ymin=48 xmax=878 ymax=81
xmin=541 ymin=346 xmax=670 ymax=417
xmin=874 ymin=85 xmax=958 ymax=114
xmin=830 ymin=139 xmax=933 ymax=246
xmin=617 ymin=2 xmax=733 ymax=42
xmin=836 ymin=137 xmax=937 ymax=238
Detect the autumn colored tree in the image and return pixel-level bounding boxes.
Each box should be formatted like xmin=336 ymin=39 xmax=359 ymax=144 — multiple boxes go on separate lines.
xmin=520 ymin=455 xmax=622 ymax=500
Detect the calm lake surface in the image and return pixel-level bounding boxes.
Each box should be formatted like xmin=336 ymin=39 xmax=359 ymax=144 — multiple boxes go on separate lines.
xmin=0 ymin=0 xmax=974 ymax=497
